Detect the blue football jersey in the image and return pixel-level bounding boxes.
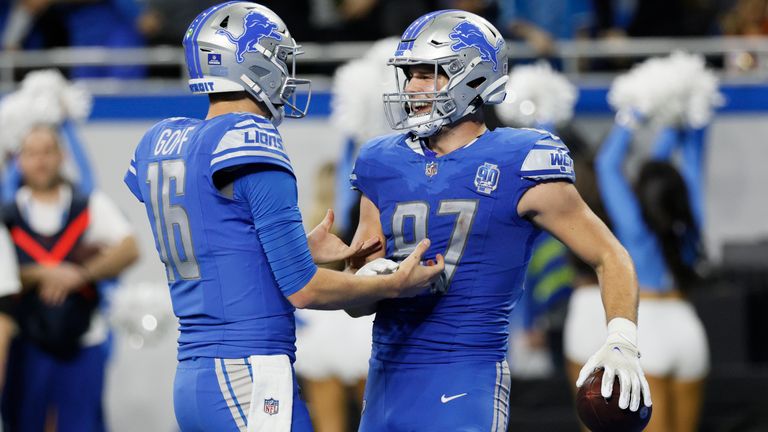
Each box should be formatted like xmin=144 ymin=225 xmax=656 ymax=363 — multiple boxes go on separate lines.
xmin=124 ymin=113 xmax=299 ymax=361
xmin=351 ymin=128 xmax=575 ymax=363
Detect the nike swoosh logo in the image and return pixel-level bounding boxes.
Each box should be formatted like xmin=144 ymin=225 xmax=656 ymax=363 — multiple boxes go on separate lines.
xmin=441 ymin=393 xmax=468 ymax=403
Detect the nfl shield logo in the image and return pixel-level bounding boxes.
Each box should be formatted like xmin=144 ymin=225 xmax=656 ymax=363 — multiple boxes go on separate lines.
xmin=207 ymin=53 xmax=222 ymax=65
xmin=425 ymin=161 xmax=438 ymax=177
xmin=474 ymin=162 xmax=500 ymax=195
xmin=264 ymin=398 xmax=279 ymax=416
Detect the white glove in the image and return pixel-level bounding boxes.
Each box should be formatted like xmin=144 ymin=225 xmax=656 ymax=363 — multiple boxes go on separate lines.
xmin=576 ymin=318 xmax=652 ymax=412
xmin=355 ymin=258 xmax=399 ymax=276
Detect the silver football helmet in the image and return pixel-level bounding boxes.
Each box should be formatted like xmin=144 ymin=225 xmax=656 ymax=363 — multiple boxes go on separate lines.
xmin=182 ymin=1 xmax=310 ymax=126
xmin=383 ymin=10 xmax=509 ymax=137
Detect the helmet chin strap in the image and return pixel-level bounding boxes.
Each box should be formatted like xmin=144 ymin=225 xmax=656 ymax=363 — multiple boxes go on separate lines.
xmin=240 ymin=74 xmax=284 ymax=126
xmin=260 ymin=97 xmax=284 ymax=127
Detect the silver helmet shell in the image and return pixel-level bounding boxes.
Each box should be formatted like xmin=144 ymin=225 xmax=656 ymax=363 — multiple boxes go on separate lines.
xmin=383 ymin=10 xmax=508 ymax=137
xmin=182 ymin=1 xmax=311 ymax=126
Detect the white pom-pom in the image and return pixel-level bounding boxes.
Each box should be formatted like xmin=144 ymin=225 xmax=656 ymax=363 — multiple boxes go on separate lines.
xmin=608 ymin=52 xmax=723 ymax=128
xmin=495 ymin=62 xmax=578 ymax=127
xmin=109 ymin=282 xmax=175 ymax=349
xmin=331 ymin=37 xmax=400 ymax=143
xmin=0 ymin=93 xmax=41 ymax=153
xmin=0 ymin=69 xmax=93 ymax=152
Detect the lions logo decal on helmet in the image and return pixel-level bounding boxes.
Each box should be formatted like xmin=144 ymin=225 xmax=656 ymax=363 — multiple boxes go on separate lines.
xmin=216 ymin=11 xmax=283 ymax=63
xmin=449 ymin=21 xmax=503 ymax=72
xmin=181 ymin=2 xmax=311 ymax=126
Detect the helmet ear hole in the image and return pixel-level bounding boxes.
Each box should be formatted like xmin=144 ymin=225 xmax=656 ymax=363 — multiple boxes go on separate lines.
xmin=249 ymin=65 xmax=272 ymax=78
xmin=466 ymin=77 xmax=486 ymax=88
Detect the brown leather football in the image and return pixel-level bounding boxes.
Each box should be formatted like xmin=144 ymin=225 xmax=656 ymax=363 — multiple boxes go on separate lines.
xmin=576 ymin=368 xmax=652 ymax=432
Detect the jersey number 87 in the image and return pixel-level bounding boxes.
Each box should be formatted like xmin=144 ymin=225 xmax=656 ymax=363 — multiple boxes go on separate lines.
xmin=392 ymin=199 xmax=478 ymax=285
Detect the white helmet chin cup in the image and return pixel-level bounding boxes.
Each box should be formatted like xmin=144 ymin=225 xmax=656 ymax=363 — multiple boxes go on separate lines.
xmin=383 ymin=10 xmax=508 ymax=137
xmin=410 ymin=117 xmax=448 ymax=138
xmin=182 ymin=2 xmax=311 ymax=125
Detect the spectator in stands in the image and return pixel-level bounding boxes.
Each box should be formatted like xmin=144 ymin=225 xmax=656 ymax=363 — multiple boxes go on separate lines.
xmin=137 ymin=0 xmax=218 ymax=45
xmin=1 ymin=125 xmax=139 ymax=432
xmin=497 ymin=0 xmax=594 ymax=57
xmin=720 ymin=0 xmax=768 ymax=72
xmin=591 ymin=0 xmax=636 ymax=39
xmin=595 ymin=0 xmax=718 ymax=37
xmin=2 ymin=0 xmax=147 ymax=78
xmin=309 ymin=0 xmax=433 ymax=41
xmin=139 ymin=0 xmax=315 ymax=44
xmin=1 ymin=0 xmax=68 ymax=50
xmin=721 ymin=0 xmax=768 ymax=35
xmin=436 ymin=0 xmax=498 ymax=21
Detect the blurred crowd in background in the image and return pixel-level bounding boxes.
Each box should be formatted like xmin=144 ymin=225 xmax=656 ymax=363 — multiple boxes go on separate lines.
xmin=2 ymin=0 xmax=768 ymax=78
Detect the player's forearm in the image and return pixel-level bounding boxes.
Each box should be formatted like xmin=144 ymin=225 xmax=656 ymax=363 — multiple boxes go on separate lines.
xmin=290 ymin=267 xmax=397 ymax=310
xmin=595 ymin=246 xmax=638 ymax=323
xmin=82 ymin=236 xmax=139 ymax=282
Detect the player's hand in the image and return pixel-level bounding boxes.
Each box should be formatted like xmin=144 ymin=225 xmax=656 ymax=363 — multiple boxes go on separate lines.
xmin=390 ymin=239 xmax=444 ymax=297
xmin=576 ymin=318 xmax=652 ymax=412
xmin=307 ymin=209 xmax=381 ymax=265
xmin=355 ymin=258 xmax=399 ymax=276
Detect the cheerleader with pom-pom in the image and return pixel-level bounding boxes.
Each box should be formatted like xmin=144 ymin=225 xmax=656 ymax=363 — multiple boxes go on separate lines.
xmin=565 ymin=53 xmax=718 ymax=432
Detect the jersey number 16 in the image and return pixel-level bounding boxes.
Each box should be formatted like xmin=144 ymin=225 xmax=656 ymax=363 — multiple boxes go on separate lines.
xmin=146 ymin=160 xmax=201 ymax=281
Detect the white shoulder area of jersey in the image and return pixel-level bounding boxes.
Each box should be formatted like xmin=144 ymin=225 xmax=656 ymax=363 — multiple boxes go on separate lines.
xmin=210 ymin=113 xmax=290 ymax=166
xmin=141 ymin=116 xmax=194 ymax=143
xmin=519 ymin=129 xmax=575 ymax=181
xmin=360 ymin=131 xmax=406 ymax=151
xmin=155 ymin=116 xmax=193 ymax=129
xmin=358 ymin=132 xmax=410 ymax=161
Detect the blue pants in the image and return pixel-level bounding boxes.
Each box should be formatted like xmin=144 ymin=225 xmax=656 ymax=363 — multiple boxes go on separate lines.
xmin=174 ymin=357 xmax=313 ymax=432
xmin=359 ymin=359 xmax=511 ymax=432
xmin=2 ymin=338 xmax=108 ymax=432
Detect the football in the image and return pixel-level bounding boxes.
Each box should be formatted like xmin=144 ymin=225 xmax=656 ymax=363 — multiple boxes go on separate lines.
xmin=576 ymin=368 xmax=652 ymax=432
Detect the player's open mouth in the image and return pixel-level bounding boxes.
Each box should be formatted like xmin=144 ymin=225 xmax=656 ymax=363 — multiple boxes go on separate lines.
xmin=409 ymin=101 xmax=432 ymax=117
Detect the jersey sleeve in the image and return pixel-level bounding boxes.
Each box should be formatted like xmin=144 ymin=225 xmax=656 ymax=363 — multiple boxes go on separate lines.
xmin=125 ymin=123 xmax=160 ymax=203
xmin=508 ymin=131 xmax=577 ymax=210
xmin=519 ymin=133 xmax=576 ymax=183
xmin=349 ymin=141 xmax=380 ymax=205
xmin=233 ymin=166 xmax=317 ymax=298
xmin=124 ymin=154 xmax=142 ymax=202
xmin=209 ymin=115 xmax=294 ymax=178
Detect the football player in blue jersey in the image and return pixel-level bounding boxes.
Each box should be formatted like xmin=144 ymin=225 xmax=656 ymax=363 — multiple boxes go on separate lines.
xmin=123 ymin=3 xmax=444 ymax=431
xmin=347 ymin=10 xmax=653 ymax=431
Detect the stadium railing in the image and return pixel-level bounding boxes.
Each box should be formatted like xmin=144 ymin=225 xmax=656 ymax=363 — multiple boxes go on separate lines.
xmin=2 ymin=37 xmax=768 ymax=91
